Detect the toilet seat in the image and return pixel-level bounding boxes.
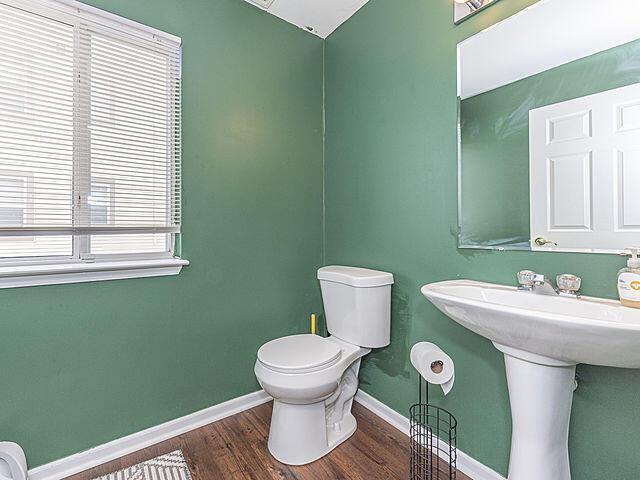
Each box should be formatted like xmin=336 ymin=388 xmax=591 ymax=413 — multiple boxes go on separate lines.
xmin=257 ymin=334 xmax=342 ymax=374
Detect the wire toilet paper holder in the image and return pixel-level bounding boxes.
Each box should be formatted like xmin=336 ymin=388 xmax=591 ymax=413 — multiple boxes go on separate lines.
xmin=410 ymin=367 xmax=458 ymax=480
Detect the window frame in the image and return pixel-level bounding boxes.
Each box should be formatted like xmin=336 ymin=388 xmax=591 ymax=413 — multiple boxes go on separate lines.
xmin=0 ymin=0 xmax=187 ymax=288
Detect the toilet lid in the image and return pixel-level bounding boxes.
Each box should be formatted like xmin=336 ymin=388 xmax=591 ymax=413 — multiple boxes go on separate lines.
xmin=257 ymin=334 xmax=342 ymax=373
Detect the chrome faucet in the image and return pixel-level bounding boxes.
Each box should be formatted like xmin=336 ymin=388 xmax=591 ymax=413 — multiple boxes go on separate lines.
xmin=517 ymin=271 xmax=582 ymax=298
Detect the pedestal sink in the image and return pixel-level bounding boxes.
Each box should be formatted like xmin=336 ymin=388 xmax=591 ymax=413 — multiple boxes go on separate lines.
xmin=421 ymin=280 xmax=640 ymax=480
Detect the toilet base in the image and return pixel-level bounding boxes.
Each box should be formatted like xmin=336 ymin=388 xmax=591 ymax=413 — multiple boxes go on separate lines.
xmin=268 ymin=399 xmax=357 ymax=466
xmin=267 ymin=358 xmax=363 ymax=466
xmin=326 ymin=412 xmax=358 ymax=453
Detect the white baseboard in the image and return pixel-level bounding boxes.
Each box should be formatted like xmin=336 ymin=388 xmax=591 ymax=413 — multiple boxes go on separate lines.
xmin=354 ymin=389 xmax=506 ymax=480
xmin=28 ymin=390 xmax=271 ymax=480
xmin=354 ymin=389 xmax=411 ymax=435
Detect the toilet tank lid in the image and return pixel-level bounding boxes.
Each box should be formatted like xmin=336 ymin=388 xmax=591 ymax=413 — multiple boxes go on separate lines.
xmin=317 ymin=266 xmax=394 ymax=287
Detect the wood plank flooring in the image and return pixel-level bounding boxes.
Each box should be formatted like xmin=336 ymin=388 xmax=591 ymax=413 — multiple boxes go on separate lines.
xmin=66 ymin=401 xmax=471 ymax=480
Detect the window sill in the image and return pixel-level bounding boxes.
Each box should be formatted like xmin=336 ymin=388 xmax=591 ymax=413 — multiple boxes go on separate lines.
xmin=0 ymin=258 xmax=189 ymax=289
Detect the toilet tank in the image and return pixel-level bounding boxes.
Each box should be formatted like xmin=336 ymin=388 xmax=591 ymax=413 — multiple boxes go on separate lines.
xmin=317 ymin=266 xmax=394 ymax=348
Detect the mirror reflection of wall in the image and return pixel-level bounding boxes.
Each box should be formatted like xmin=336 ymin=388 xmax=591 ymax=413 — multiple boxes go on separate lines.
xmin=457 ymin=0 xmax=640 ymax=253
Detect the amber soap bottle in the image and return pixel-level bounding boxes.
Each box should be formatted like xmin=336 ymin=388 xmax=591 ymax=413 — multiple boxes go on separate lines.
xmin=618 ymin=248 xmax=640 ymax=309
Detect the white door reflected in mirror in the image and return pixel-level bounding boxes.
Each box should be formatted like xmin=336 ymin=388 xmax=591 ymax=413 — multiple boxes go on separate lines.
xmin=529 ymin=83 xmax=640 ymax=253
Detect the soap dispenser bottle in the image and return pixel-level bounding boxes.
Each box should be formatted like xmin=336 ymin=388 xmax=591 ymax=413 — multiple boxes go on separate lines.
xmin=618 ymin=248 xmax=640 ymax=309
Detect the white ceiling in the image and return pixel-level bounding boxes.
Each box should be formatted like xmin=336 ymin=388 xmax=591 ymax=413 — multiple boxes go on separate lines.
xmin=243 ymin=0 xmax=369 ymax=39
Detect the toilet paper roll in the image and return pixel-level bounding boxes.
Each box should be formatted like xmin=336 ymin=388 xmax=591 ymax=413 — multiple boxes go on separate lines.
xmin=410 ymin=342 xmax=455 ymax=396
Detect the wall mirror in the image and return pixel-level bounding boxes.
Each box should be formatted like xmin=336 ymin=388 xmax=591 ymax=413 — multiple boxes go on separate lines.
xmin=457 ymin=0 xmax=640 ymax=254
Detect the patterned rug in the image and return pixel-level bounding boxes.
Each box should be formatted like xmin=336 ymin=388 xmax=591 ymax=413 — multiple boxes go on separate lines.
xmin=92 ymin=450 xmax=192 ymax=480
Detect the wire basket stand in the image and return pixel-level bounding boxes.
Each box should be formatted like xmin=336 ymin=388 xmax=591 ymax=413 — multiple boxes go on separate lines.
xmin=410 ymin=373 xmax=458 ymax=480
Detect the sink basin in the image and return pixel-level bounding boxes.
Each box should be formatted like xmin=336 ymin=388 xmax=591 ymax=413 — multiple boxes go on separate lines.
xmin=421 ymin=279 xmax=640 ymax=480
xmin=421 ymin=280 xmax=640 ymax=368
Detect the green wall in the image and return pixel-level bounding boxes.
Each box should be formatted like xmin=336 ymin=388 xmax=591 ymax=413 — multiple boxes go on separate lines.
xmin=324 ymin=0 xmax=640 ymax=478
xmin=460 ymin=38 xmax=640 ymax=248
xmin=5 ymin=1 xmax=640 ymax=477
xmin=0 ymin=0 xmax=324 ymax=468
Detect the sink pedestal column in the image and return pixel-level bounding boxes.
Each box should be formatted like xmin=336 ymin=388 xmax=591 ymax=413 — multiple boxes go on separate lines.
xmin=494 ymin=343 xmax=576 ymax=480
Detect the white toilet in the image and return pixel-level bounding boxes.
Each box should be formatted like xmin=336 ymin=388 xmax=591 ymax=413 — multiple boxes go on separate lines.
xmin=254 ymin=265 xmax=394 ymax=465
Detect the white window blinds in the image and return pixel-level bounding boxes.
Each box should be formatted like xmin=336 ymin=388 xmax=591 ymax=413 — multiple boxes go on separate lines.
xmin=0 ymin=0 xmax=181 ymax=242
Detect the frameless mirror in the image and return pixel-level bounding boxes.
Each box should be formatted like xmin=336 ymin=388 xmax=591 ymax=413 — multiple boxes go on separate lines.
xmin=457 ymin=0 xmax=640 ymax=254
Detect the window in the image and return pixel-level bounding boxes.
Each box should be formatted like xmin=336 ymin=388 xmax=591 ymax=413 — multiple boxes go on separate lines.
xmin=0 ymin=0 xmax=186 ymax=287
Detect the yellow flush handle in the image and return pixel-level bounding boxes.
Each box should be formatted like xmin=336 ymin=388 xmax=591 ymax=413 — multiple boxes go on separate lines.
xmin=311 ymin=313 xmax=316 ymax=335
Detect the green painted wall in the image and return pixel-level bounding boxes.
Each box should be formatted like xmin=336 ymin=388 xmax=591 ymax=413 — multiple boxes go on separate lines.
xmin=0 ymin=0 xmax=324 ymax=468
xmin=324 ymin=0 xmax=640 ymax=478
xmin=460 ymin=38 xmax=640 ymax=248
xmin=5 ymin=0 xmax=640 ymax=476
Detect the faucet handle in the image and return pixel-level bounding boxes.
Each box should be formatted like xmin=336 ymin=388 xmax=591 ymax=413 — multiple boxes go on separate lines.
xmin=517 ymin=270 xmax=540 ymax=289
xmin=517 ymin=270 xmax=535 ymax=286
xmin=518 ymin=270 xmax=545 ymax=285
xmin=557 ymin=274 xmax=581 ymax=297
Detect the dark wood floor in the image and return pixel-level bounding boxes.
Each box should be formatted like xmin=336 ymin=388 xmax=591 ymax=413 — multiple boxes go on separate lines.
xmin=66 ymin=401 xmax=471 ymax=480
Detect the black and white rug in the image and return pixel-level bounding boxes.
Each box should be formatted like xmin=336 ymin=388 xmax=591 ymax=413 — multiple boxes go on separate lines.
xmin=91 ymin=450 xmax=192 ymax=480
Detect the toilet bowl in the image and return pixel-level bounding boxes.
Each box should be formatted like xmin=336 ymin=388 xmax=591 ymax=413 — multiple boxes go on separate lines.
xmin=255 ymin=334 xmax=369 ymax=465
xmin=254 ymin=266 xmax=394 ymax=466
